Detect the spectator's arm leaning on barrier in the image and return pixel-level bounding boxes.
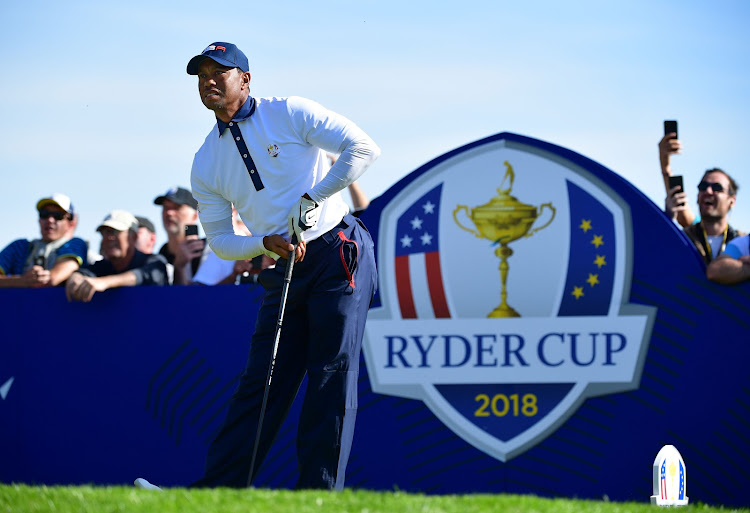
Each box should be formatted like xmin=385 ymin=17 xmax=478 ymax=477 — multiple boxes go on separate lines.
xmin=48 ymin=258 xmax=83 ymax=287
xmin=65 ymin=270 xmax=136 ymax=302
xmin=659 ymin=133 xmax=695 ymax=227
xmin=65 ymin=255 xmax=168 ymax=302
xmin=706 ymin=235 xmax=750 ymax=284
xmin=47 ymin=237 xmax=88 ymax=286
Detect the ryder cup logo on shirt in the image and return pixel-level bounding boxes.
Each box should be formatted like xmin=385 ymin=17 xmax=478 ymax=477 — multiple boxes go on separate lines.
xmin=267 ymin=144 xmax=280 ymax=157
xmin=362 ymin=132 xmax=656 ymax=462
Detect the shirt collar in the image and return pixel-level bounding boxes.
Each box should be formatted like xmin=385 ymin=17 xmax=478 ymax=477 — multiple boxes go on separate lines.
xmin=217 ymin=96 xmax=256 ymax=136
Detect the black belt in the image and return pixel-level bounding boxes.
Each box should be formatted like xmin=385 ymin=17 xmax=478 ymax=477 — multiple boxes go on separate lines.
xmin=309 ymin=215 xmax=354 ymax=248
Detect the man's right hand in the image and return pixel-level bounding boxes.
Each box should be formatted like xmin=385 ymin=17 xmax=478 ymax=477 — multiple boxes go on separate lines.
xmin=659 ymin=134 xmax=682 ymax=171
xmin=23 ymin=265 xmax=51 ymax=287
xmin=665 ymin=185 xmax=689 ymax=220
xmin=176 ymin=237 xmax=205 ymax=268
xmin=263 ymin=234 xmax=306 ymax=262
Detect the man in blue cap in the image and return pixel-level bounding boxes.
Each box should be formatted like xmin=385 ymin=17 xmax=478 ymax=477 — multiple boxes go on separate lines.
xmin=136 ymin=42 xmax=380 ymax=491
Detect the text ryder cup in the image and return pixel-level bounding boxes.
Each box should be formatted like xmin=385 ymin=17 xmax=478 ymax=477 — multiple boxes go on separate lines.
xmin=384 ymin=332 xmax=627 ymax=368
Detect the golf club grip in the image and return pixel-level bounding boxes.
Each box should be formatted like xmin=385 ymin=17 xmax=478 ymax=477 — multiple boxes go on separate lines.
xmin=284 ymin=244 xmax=295 ymax=283
xmin=282 ymin=235 xmax=297 ymax=285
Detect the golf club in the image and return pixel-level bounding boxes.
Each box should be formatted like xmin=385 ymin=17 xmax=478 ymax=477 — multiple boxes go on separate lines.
xmin=247 ymin=238 xmax=297 ymax=487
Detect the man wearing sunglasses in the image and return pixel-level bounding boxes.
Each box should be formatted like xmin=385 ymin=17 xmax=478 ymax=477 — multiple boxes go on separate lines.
xmin=667 ymin=168 xmax=744 ymax=264
xmin=0 ymin=193 xmax=87 ymax=288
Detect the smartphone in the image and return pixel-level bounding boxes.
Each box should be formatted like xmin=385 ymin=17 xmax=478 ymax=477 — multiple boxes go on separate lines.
xmin=668 ymin=175 xmax=684 ymax=192
xmin=34 ymin=256 xmax=45 ymax=267
xmin=664 ymin=120 xmax=678 ymax=139
xmin=184 ymin=224 xmax=199 ymax=237
xmin=668 ymin=175 xmax=685 ymax=207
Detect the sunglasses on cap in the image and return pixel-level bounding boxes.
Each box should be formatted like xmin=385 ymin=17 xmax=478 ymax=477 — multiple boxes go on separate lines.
xmin=697 ymin=181 xmax=728 ymax=193
xmin=39 ymin=210 xmax=71 ymax=221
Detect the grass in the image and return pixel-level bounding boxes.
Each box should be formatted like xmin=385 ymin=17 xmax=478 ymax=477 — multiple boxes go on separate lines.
xmin=1 ymin=486 xmax=749 ymax=513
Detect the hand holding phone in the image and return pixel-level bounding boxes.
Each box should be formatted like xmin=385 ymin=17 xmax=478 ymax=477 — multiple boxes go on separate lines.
xmin=668 ymin=175 xmax=686 ymax=208
xmin=34 ymin=256 xmax=45 ymax=267
xmin=668 ymin=175 xmax=684 ymax=193
xmin=184 ymin=224 xmax=199 ymax=237
xmin=664 ymin=120 xmax=678 ymax=139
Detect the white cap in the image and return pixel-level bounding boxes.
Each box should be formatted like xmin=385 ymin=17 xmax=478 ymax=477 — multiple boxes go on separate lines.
xmin=37 ymin=193 xmax=75 ymax=215
xmin=97 ymin=210 xmax=138 ymax=233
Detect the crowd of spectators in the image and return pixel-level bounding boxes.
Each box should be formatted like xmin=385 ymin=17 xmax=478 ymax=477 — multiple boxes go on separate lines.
xmin=0 ymin=169 xmax=371 ymax=296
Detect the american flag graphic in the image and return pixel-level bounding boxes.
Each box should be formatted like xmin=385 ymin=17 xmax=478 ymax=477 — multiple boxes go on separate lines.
xmin=678 ymin=459 xmax=685 ymax=500
xmin=660 ymin=459 xmax=668 ymax=500
xmin=394 ymin=184 xmax=450 ymax=319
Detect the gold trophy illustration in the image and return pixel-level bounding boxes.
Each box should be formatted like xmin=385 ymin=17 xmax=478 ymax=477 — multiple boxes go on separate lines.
xmin=453 ymin=160 xmax=555 ymax=317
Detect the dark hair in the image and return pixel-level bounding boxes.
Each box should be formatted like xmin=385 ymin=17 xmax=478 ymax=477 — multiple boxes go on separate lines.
xmin=701 ymin=168 xmax=738 ymax=196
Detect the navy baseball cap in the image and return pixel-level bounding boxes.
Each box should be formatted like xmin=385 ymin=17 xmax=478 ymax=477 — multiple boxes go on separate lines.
xmin=187 ymin=42 xmax=249 ymax=75
xmin=154 ymin=186 xmax=198 ymax=210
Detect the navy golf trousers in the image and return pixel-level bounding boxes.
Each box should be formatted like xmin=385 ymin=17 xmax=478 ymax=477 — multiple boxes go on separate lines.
xmin=192 ymin=214 xmax=377 ymax=490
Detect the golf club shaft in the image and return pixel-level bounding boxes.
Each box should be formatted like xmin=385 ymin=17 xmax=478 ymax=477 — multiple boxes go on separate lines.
xmin=247 ymin=240 xmax=296 ymax=487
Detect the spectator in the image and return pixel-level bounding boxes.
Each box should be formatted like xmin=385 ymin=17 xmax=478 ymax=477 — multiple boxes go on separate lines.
xmin=667 ymin=169 xmax=743 ymax=265
xmin=706 ymin=234 xmax=750 ymax=284
xmin=135 ymin=216 xmax=157 ymax=254
xmin=0 ymin=193 xmax=87 ymax=288
xmin=65 ymin=210 xmax=168 ymax=302
xmin=153 ymin=186 xmax=208 ymax=285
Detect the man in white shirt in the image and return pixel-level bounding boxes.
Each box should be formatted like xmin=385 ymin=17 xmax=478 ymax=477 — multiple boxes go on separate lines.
xmin=184 ymin=42 xmax=379 ymax=490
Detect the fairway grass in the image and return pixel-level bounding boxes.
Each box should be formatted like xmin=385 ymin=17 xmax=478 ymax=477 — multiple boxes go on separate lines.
xmin=1 ymin=485 xmax=749 ymax=513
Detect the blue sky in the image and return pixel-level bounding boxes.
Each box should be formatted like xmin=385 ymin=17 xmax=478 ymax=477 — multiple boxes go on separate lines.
xmin=1 ymin=1 xmax=748 ymax=252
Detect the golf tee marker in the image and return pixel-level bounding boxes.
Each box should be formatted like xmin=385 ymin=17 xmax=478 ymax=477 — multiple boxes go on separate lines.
xmin=650 ymin=445 xmax=688 ymax=507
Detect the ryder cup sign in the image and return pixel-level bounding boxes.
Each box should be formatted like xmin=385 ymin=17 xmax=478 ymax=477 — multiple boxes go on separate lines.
xmin=363 ymin=133 xmax=656 ymax=462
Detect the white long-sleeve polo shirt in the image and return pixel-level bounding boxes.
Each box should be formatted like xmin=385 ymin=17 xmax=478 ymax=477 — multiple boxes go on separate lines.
xmin=191 ymin=96 xmax=380 ymax=260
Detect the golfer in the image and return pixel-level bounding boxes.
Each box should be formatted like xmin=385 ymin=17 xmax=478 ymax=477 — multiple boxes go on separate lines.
xmin=187 ymin=42 xmax=378 ymax=490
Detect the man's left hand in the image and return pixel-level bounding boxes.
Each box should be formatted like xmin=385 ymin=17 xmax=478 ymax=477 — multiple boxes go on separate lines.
xmin=287 ymin=194 xmax=320 ymax=242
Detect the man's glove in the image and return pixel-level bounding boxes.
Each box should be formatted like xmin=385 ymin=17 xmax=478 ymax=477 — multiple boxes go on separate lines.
xmin=288 ymin=195 xmax=320 ymax=242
